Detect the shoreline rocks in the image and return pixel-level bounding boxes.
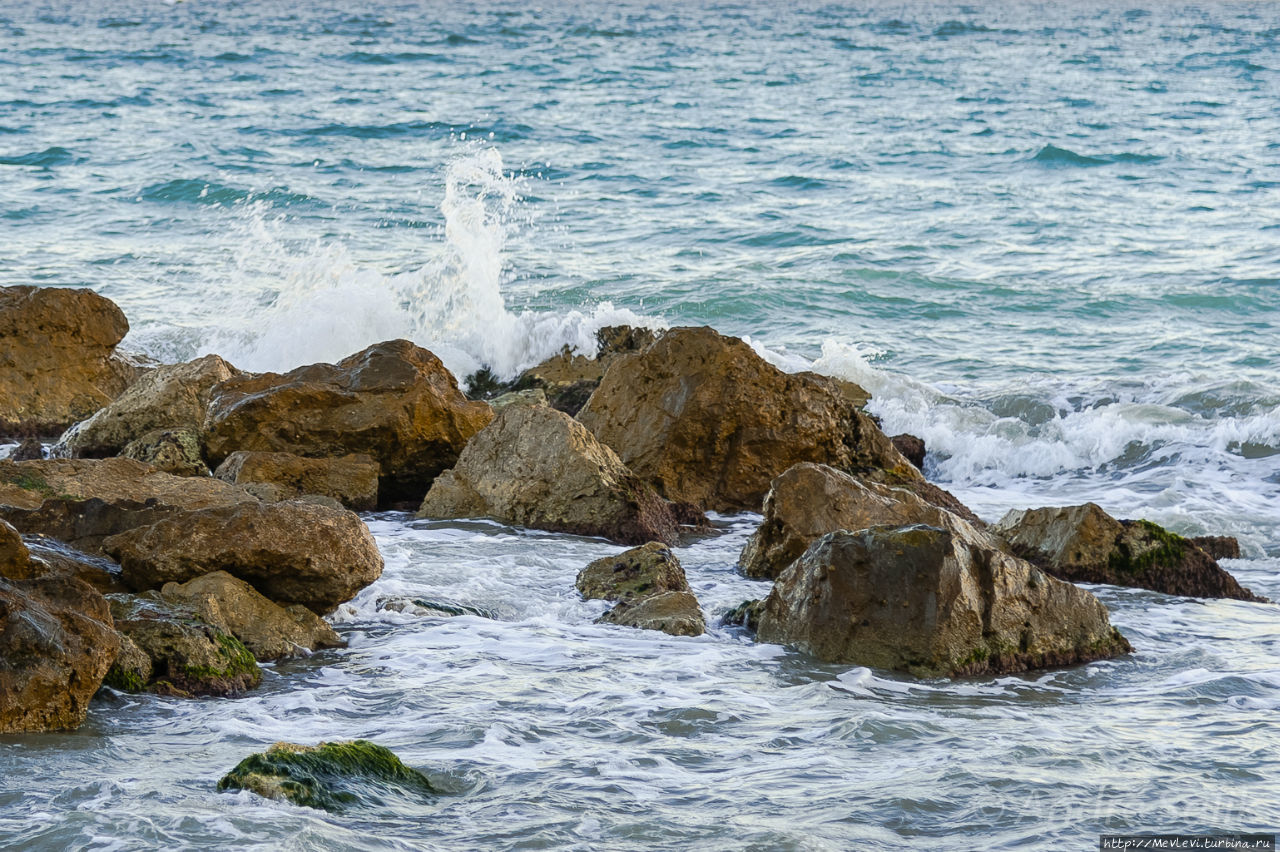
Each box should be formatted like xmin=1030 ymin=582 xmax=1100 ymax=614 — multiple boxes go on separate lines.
xmin=576 ymin=542 xmax=706 ymax=636
xmin=214 ymin=451 xmax=380 ymax=511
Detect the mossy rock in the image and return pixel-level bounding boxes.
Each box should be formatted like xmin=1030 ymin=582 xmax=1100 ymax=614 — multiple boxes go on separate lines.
xmin=217 ymin=740 xmax=438 ymax=811
xmin=720 ymin=599 xmax=764 ymax=632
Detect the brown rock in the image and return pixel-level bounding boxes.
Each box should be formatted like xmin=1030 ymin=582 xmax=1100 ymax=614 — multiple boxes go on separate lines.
xmin=214 ymin=451 xmax=379 ymax=512
xmin=10 ymin=438 xmax=44 ymax=461
xmin=0 ymin=286 xmax=144 ymax=439
xmin=419 ymin=405 xmax=696 ymax=546
xmin=891 ymin=434 xmax=926 ymax=470
xmin=509 ymin=325 xmax=658 ymax=416
xmin=120 ymin=429 xmax=210 ymax=477
xmin=0 ymin=519 xmax=32 ymax=579
xmin=576 ymin=542 xmax=690 ymax=601
xmin=1190 ymin=535 xmax=1241 ymax=561
xmin=104 ymin=500 xmax=383 ymax=614
xmin=598 ymin=591 xmax=706 ymax=637
xmin=203 ymin=339 xmax=492 ymax=505
xmin=576 ymin=326 xmax=907 ymax=513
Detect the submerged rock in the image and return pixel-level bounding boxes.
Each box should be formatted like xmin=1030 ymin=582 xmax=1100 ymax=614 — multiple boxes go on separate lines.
xmin=213 ymin=451 xmax=379 ymax=511
xmin=577 ymin=542 xmax=705 ymax=636
xmin=575 ymin=326 xmax=908 ymax=512
xmin=598 ymin=591 xmax=706 ymax=637
xmin=992 ymin=503 xmax=1263 ymax=602
xmin=0 ymin=285 xmax=144 ymax=439
xmin=217 ymin=740 xmax=438 ymax=811
xmin=105 ymin=500 xmax=384 ymax=614
xmin=374 ymin=597 xmax=496 ymax=619
xmin=119 ymin=428 xmax=209 ymax=477
xmin=419 ymin=406 xmax=697 ymax=546
xmin=203 ymin=339 xmax=492 ymax=506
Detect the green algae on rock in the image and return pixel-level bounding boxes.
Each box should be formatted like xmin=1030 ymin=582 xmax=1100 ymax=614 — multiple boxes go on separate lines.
xmin=217 ymin=740 xmax=438 ymax=811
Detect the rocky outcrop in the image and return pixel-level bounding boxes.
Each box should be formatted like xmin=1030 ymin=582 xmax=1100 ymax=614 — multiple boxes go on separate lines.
xmin=507 ymin=325 xmax=658 ymax=416
xmin=0 ymin=286 xmax=144 ymax=439
xmin=598 ymin=591 xmax=706 ymax=637
xmin=203 ymin=339 xmax=492 ymax=506
xmin=55 ymin=354 xmax=238 ymax=459
xmin=104 ymin=500 xmax=383 ymax=613
xmin=1189 ymin=535 xmax=1241 ymax=561
xmin=0 ymin=570 xmax=120 ymax=732
xmin=756 ymin=522 xmax=1132 ymax=678
xmin=217 ymin=740 xmax=439 ymax=811
xmin=419 ymin=406 xmax=699 ymax=546
xmin=575 ymin=326 xmax=911 ymax=513
xmin=992 ymin=504 xmax=1263 ymax=602
xmin=576 ymin=542 xmax=704 ymax=636
xmin=214 ymin=451 xmax=379 ymax=511
xmin=120 ymin=429 xmax=209 ymax=477
xmin=105 ymin=593 xmax=260 ymax=696
xmin=159 ymin=572 xmax=344 ymax=660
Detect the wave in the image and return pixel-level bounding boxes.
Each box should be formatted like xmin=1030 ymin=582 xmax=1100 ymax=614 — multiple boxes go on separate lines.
xmin=138 ymin=179 xmax=321 ymax=209
xmin=0 ymin=146 xmax=76 ymax=167
xmin=1032 ymin=145 xmax=1163 ymax=167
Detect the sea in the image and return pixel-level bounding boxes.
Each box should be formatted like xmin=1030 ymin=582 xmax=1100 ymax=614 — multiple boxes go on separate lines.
xmin=1 ymin=1 xmax=1278 ymax=849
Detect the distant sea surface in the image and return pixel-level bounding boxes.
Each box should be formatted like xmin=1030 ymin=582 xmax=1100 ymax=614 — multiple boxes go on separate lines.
xmin=1 ymin=2 xmax=1278 ymax=849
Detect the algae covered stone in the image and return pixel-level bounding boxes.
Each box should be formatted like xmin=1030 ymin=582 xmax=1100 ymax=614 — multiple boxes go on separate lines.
xmin=217 ymin=740 xmax=438 ymax=811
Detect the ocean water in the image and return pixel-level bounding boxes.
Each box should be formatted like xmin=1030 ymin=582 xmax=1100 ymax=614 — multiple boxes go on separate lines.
xmin=1 ymin=1 xmax=1278 ymax=849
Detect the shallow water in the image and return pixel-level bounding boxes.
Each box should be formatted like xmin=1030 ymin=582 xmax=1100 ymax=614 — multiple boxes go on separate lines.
xmin=2 ymin=1 xmax=1278 ymax=848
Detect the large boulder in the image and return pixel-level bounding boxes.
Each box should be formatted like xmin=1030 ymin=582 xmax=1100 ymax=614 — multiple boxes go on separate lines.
xmin=104 ymin=500 xmax=383 ymax=613
xmin=575 ymin=326 xmax=911 ymax=512
xmin=419 ymin=405 xmax=697 ymax=546
xmin=55 ymin=354 xmax=239 ymax=459
xmin=159 ymin=571 xmax=343 ymax=660
xmin=992 ymin=503 xmax=1263 ymax=602
xmin=214 ymin=451 xmax=379 ymax=511
xmin=0 ymin=286 xmax=144 ymax=439
xmin=203 ymin=339 xmax=492 ymax=506
xmin=756 ymin=521 xmax=1132 ymax=678
xmin=119 ymin=429 xmax=209 ymax=477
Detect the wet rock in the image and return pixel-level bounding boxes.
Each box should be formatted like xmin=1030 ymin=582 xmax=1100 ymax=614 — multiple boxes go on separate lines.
xmin=419 ymin=405 xmax=697 ymax=546
xmin=214 ymin=451 xmax=379 ymax=511
xmin=10 ymin=438 xmax=44 ymax=461
xmin=756 ymin=521 xmax=1132 ymax=678
xmin=15 ymin=535 xmax=127 ymax=594
xmin=102 ymin=632 xmax=151 ymax=692
xmin=159 ymin=571 xmax=344 ymax=661
xmin=720 ymin=599 xmax=764 ymax=631
xmin=992 ymin=503 xmax=1263 ymax=602
xmin=105 ymin=593 xmax=260 ymax=697
xmin=217 ymin=740 xmax=438 ymax=812
xmin=0 ymin=286 xmax=144 ymax=439
xmin=576 ymin=326 xmax=909 ymax=512
xmin=203 ymin=339 xmax=492 ymax=506
xmin=891 ymin=434 xmax=926 ymax=470
xmin=374 ymin=597 xmax=495 ymax=619
xmin=105 ymin=500 xmax=383 ymax=614
xmin=120 ymin=429 xmax=209 ymax=477
xmin=1190 ymin=535 xmax=1241 ymax=561
xmin=489 ymin=388 xmax=547 ymax=411
xmin=0 ymin=519 xmax=32 ymax=579
xmin=0 ymin=572 xmax=120 ymax=732
xmin=576 ymin=542 xmax=690 ymax=601
xmin=598 ymin=591 xmax=706 ymax=637
xmin=55 ymin=354 xmax=239 ymax=459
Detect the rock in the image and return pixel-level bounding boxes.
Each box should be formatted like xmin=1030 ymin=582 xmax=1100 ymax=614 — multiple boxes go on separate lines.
xmin=0 ymin=519 xmax=32 ymax=579
xmin=17 ymin=536 xmax=127 ymax=594
xmin=598 ymin=591 xmax=706 ymax=637
xmin=576 ymin=326 xmax=909 ymax=512
xmin=374 ymin=597 xmax=495 ymax=619
xmin=104 ymin=500 xmax=383 ymax=614
xmin=419 ymin=405 xmax=696 ymax=546
xmin=721 ymin=599 xmax=764 ymax=631
xmin=102 ymin=632 xmax=151 ymax=692
xmin=203 ymin=339 xmax=492 ymax=506
xmin=508 ymin=325 xmax=659 ymax=416
xmin=105 ymin=593 xmax=260 ymax=696
xmin=992 ymin=504 xmax=1263 ymax=602
xmin=217 ymin=740 xmax=438 ymax=812
xmin=756 ymin=522 xmax=1132 ymax=678
xmin=10 ymin=438 xmax=44 ymax=461
xmin=576 ymin=542 xmax=690 ymax=601
xmin=891 ymin=434 xmax=926 ymax=470
xmin=0 ymin=458 xmax=257 ymax=554
xmin=0 ymin=285 xmax=144 ymax=439
xmin=1190 ymin=535 xmax=1241 ymax=561
xmin=55 ymin=354 xmax=239 ymax=459
xmin=120 ymin=429 xmax=209 ymax=477
xmin=489 ymin=388 xmax=547 ymax=411
xmin=159 ymin=572 xmax=344 ymax=661
xmin=0 ymin=572 xmax=120 ymax=732
xmin=740 ymin=463 xmax=958 ymax=581
xmin=214 ymin=451 xmax=379 ymax=512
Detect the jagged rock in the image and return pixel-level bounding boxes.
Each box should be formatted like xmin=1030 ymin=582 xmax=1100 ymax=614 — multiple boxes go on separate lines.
xmin=10 ymin=438 xmax=44 ymax=461
xmin=1190 ymin=535 xmax=1241 ymax=561
xmin=159 ymin=572 xmax=344 ymax=661
xmin=598 ymin=591 xmax=706 ymax=637
xmin=214 ymin=451 xmax=379 ymax=512
xmin=55 ymin=354 xmax=239 ymax=459
xmin=992 ymin=504 xmax=1263 ymax=602
xmin=0 ymin=571 xmax=120 ymax=732
xmin=419 ymin=405 xmax=697 ymax=546
xmin=489 ymin=388 xmax=547 ymax=411
xmin=217 ymin=740 xmax=438 ymax=811
xmin=721 ymin=599 xmax=764 ymax=631
xmin=756 ymin=522 xmax=1132 ymax=678
xmin=0 ymin=458 xmax=256 ymax=554
xmin=0 ymin=286 xmax=144 ymax=439
xmin=891 ymin=434 xmax=926 ymax=470
xmin=105 ymin=593 xmax=260 ymax=697
xmin=510 ymin=325 xmax=658 ymax=415
xmin=102 ymin=632 xmax=152 ymax=692
xmin=576 ymin=326 xmax=910 ymax=512
xmin=576 ymin=542 xmax=690 ymax=601
xmin=203 ymin=339 xmax=492 ymax=506
xmin=104 ymin=500 xmax=383 ymax=614
xmin=0 ymin=519 xmax=32 ymax=579
xmin=120 ymin=429 xmax=209 ymax=477
xmin=13 ymin=535 xmax=127 ymax=594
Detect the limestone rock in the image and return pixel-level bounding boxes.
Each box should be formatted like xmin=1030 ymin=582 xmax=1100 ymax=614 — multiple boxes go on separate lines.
xmin=489 ymin=388 xmax=547 ymax=411
xmin=0 ymin=286 xmax=143 ymax=438
xmin=576 ymin=542 xmax=690 ymax=601
xmin=0 ymin=519 xmax=32 ymax=579
xmin=756 ymin=522 xmax=1132 ymax=678
xmin=576 ymin=326 xmax=907 ymax=512
xmin=598 ymin=591 xmax=706 ymax=637
xmin=104 ymin=500 xmax=383 ymax=614
xmin=214 ymin=451 xmax=379 ymax=511
xmin=120 ymin=429 xmax=209 ymax=477
xmin=419 ymin=405 xmax=696 ymax=546
xmin=14 ymin=536 xmax=127 ymax=594
xmin=203 ymin=339 xmax=492 ymax=506
xmin=992 ymin=504 xmax=1263 ymax=601
xmin=55 ymin=354 xmax=239 ymax=459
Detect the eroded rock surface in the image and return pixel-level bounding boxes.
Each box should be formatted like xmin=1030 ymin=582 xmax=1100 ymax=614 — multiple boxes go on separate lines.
xmin=214 ymin=451 xmax=379 ymax=511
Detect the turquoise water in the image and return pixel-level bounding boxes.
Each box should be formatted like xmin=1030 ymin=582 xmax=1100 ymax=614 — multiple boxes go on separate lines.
xmin=1 ymin=2 xmax=1278 ymax=849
